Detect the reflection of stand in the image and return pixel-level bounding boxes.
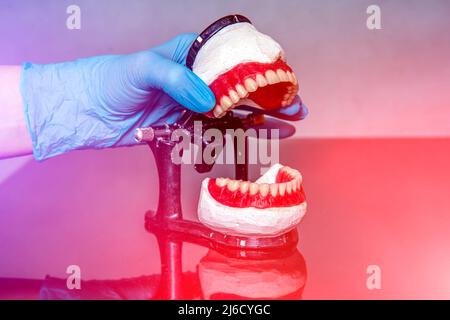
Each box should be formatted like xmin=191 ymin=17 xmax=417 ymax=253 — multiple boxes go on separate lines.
xmin=147 ymin=217 xmax=300 ymax=299
xmin=140 ymin=107 xmax=303 ymax=299
xmin=0 ymin=228 xmax=305 ymax=300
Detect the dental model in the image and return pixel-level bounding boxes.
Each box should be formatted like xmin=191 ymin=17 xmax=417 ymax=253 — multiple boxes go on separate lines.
xmin=186 ymin=15 xmax=300 ymax=118
xmin=198 ymin=249 xmax=307 ymax=299
xmin=197 ymin=163 xmax=307 ymax=236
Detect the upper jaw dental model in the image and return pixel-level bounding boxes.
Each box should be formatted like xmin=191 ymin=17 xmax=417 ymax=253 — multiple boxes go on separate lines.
xmin=198 ymin=163 xmax=307 ymax=237
xmin=186 ymin=15 xmax=300 ymax=118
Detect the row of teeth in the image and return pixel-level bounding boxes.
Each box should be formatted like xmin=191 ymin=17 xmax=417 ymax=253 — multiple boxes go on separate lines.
xmin=215 ymin=167 xmax=302 ymax=197
xmin=213 ymin=69 xmax=298 ymax=117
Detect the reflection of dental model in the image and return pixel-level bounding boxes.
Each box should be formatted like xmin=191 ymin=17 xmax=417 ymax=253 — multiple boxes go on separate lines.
xmin=197 ymin=164 xmax=307 ymax=236
xmin=198 ymin=249 xmax=307 ymax=299
xmin=188 ymin=15 xmax=300 ymax=118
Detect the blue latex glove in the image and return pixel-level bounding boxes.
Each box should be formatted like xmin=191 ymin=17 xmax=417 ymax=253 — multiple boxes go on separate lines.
xmin=21 ymin=32 xmax=307 ymax=161
xmin=236 ymin=95 xmax=308 ymax=121
xmin=277 ymin=96 xmax=309 ymax=120
xmin=21 ymin=33 xmax=216 ymax=160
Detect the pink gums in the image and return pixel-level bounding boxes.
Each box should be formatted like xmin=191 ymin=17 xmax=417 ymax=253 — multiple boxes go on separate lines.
xmin=207 ymin=59 xmax=299 ymax=116
xmin=207 ymin=169 xmax=306 ymax=209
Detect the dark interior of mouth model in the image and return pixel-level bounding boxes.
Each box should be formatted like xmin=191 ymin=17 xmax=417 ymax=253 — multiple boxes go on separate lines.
xmin=187 ymin=15 xmax=300 ymax=118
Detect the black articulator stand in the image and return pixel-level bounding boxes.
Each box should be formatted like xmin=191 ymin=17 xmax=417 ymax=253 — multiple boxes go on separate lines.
xmin=138 ymin=108 xmax=301 ymax=299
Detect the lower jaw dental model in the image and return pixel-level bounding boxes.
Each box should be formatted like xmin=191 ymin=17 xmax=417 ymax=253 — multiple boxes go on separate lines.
xmin=188 ymin=15 xmax=307 ymax=237
xmin=198 ymin=164 xmax=307 ymax=237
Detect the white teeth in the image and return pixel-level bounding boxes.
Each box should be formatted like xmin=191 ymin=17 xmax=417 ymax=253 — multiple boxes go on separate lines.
xmin=227 ymin=180 xmax=240 ymax=192
xmin=216 ymin=178 xmax=228 ymax=187
xmin=283 ymin=93 xmax=295 ymax=105
xmin=278 ymin=183 xmax=286 ymax=196
xmin=282 ymin=166 xmax=292 ymax=173
xmin=291 ymin=72 xmax=298 ymax=85
xmin=249 ymin=183 xmax=259 ymax=195
xmin=286 ymin=182 xmax=293 ymax=194
xmin=298 ymin=173 xmax=303 ymax=184
xmin=276 ymin=69 xmax=288 ymax=82
xmin=269 ymin=184 xmax=278 ymax=197
xmin=240 ymin=181 xmax=250 ymax=193
xmin=216 ymin=71 xmax=295 ymax=116
xmin=244 ymin=78 xmax=258 ymax=92
xmin=228 ymin=90 xmax=240 ymax=104
xmin=220 ymin=96 xmax=233 ymax=109
xmin=286 ymin=95 xmax=295 ymax=105
xmin=255 ymin=74 xmax=268 ymax=87
xmin=265 ymin=70 xmax=280 ymax=84
xmin=288 ymin=84 xmax=298 ymax=93
xmin=236 ymin=84 xmax=248 ymax=98
xmin=286 ymin=71 xmax=293 ymax=82
xmin=213 ymin=105 xmax=223 ymax=117
xmin=286 ymin=71 xmax=297 ymax=84
xmin=259 ymin=183 xmax=270 ymax=197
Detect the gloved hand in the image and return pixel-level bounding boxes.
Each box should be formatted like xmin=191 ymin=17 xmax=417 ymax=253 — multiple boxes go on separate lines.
xmin=277 ymin=96 xmax=309 ymax=120
xmin=237 ymin=95 xmax=308 ymax=121
xmin=21 ymin=33 xmax=307 ymax=161
xmin=21 ymin=33 xmax=216 ymax=160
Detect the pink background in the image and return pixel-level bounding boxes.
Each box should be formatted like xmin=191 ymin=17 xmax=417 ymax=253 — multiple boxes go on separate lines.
xmin=1 ymin=0 xmax=449 ymax=137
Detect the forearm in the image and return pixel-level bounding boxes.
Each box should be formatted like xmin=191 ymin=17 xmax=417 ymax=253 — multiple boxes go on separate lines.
xmin=0 ymin=66 xmax=32 ymax=158
xmin=0 ymin=34 xmax=215 ymax=161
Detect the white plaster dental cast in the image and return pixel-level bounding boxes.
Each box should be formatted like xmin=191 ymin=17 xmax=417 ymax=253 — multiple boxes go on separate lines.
xmin=186 ymin=15 xmax=300 ymax=118
xmin=197 ymin=163 xmax=307 ymax=237
xmin=192 ymin=22 xmax=285 ymax=85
